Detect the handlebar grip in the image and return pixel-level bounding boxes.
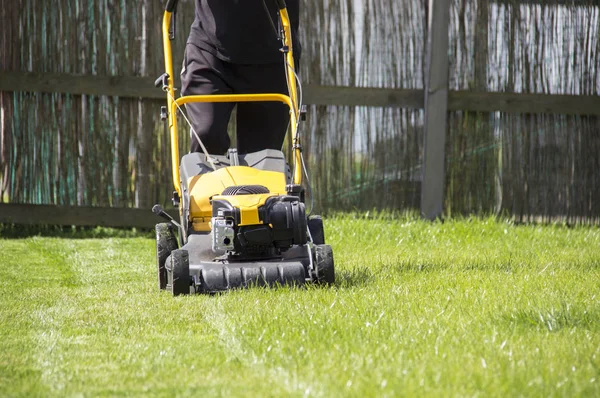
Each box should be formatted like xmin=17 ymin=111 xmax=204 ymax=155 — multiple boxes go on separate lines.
xmin=165 ymin=0 xmax=179 ymax=12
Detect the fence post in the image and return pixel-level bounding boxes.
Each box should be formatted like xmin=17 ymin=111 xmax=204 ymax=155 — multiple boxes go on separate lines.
xmin=135 ymin=0 xmax=153 ymax=210
xmin=421 ymin=0 xmax=450 ymax=220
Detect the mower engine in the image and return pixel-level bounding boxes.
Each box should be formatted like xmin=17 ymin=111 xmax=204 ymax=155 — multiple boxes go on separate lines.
xmin=211 ymin=187 xmax=307 ymax=257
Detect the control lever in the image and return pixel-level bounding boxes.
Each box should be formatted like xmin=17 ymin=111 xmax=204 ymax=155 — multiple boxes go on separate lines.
xmin=152 ymin=204 xmax=181 ymax=229
xmin=154 ymin=73 xmax=170 ymax=90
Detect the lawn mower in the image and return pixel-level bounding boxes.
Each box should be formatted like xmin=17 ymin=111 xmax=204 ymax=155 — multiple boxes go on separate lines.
xmin=152 ymin=0 xmax=335 ymax=295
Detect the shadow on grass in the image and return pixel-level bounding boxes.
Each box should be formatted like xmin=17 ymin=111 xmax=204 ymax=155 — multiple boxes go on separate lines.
xmin=391 ymin=260 xmax=520 ymax=274
xmin=333 ymin=261 xmax=450 ymax=289
xmin=391 ymin=261 xmax=448 ymax=273
xmin=0 ymin=224 xmax=153 ymax=239
xmin=334 ymin=260 xmax=454 ymax=288
xmin=335 ymin=266 xmax=377 ymax=288
xmin=501 ymin=304 xmax=600 ymax=332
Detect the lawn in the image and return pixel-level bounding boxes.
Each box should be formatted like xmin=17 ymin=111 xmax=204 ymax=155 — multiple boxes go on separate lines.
xmin=1 ymin=215 xmax=599 ymax=397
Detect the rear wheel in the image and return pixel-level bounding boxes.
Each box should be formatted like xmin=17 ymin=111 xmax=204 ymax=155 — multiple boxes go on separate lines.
xmin=170 ymin=249 xmax=191 ymax=296
xmin=156 ymin=223 xmax=179 ymax=290
xmin=314 ymin=244 xmax=335 ymax=285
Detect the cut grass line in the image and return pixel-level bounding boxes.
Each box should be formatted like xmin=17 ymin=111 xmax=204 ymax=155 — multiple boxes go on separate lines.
xmin=202 ymin=298 xmax=323 ymax=397
xmin=203 ymin=300 xmax=250 ymax=364
xmin=33 ymin=303 xmax=67 ymax=394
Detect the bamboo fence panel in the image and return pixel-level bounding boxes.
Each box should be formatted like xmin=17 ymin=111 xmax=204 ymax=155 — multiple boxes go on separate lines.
xmin=1 ymin=0 xmax=599 ymax=224
xmin=445 ymin=0 xmax=600 ymax=221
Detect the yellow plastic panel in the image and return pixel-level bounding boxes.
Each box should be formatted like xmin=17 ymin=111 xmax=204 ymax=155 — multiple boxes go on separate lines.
xmin=211 ymin=193 xmax=275 ymax=226
xmin=188 ymin=166 xmax=286 ymax=221
xmin=191 ymin=217 xmax=210 ymax=232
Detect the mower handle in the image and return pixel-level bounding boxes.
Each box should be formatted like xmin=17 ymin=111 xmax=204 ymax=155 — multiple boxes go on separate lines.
xmin=166 ymin=0 xmax=285 ymax=12
xmin=165 ymin=0 xmax=178 ymax=12
xmin=166 ymin=0 xmax=285 ymax=13
xmin=160 ymin=0 xmax=302 ymax=193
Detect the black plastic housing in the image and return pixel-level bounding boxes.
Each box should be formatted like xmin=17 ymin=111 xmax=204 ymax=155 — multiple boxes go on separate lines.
xmin=212 ymin=195 xmax=307 ymax=256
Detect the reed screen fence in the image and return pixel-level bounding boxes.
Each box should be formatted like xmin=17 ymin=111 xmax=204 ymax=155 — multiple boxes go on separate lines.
xmin=1 ymin=0 xmax=599 ymax=225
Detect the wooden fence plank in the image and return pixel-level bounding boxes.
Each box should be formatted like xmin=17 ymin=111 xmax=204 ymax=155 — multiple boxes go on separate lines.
xmin=0 ymin=71 xmax=163 ymax=99
xmin=447 ymin=91 xmax=600 ymax=116
xmin=304 ymin=85 xmax=424 ymax=108
xmin=492 ymin=0 xmax=599 ymax=4
xmin=0 ymin=203 xmax=179 ymax=229
xmin=2 ymin=71 xmax=600 ymax=114
xmin=0 ymin=71 xmax=424 ymax=108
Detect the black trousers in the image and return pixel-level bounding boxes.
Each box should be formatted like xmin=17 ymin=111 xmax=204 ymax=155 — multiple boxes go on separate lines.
xmin=180 ymin=43 xmax=293 ymax=155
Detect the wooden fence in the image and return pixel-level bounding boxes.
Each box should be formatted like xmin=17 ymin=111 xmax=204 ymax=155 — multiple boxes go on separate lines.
xmin=3 ymin=71 xmax=599 ymax=114
xmin=1 ymin=0 xmax=600 ymax=227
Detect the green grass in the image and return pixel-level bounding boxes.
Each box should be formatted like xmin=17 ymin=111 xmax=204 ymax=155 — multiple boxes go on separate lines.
xmin=1 ymin=215 xmax=599 ymax=397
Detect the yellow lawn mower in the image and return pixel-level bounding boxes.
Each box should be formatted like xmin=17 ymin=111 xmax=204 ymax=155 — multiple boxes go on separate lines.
xmin=152 ymin=0 xmax=334 ymax=295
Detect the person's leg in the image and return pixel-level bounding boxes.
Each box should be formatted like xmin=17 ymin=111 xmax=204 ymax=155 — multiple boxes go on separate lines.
xmin=234 ymin=62 xmax=291 ymax=154
xmin=180 ymin=43 xmax=235 ymax=155
xmin=236 ymin=101 xmax=290 ymax=154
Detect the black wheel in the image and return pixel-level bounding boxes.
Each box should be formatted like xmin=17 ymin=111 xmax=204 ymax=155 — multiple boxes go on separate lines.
xmin=156 ymin=223 xmax=179 ymax=290
xmin=170 ymin=249 xmax=190 ymax=296
xmin=314 ymin=244 xmax=335 ymax=285
xmin=308 ymin=215 xmax=325 ymax=245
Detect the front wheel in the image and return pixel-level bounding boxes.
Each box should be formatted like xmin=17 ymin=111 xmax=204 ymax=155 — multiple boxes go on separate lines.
xmin=314 ymin=244 xmax=335 ymax=285
xmin=156 ymin=223 xmax=179 ymax=290
xmin=169 ymin=249 xmax=191 ymax=296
